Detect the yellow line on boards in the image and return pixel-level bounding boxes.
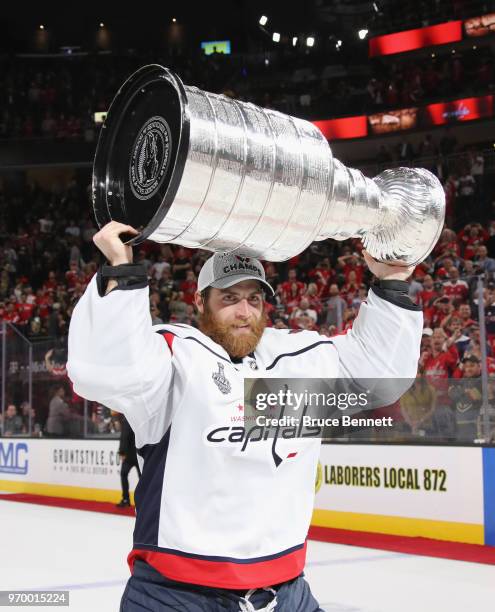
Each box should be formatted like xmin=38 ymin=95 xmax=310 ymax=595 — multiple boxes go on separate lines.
xmin=0 ymin=480 xmax=134 ymax=505
xmin=311 ymin=509 xmax=484 ymax=545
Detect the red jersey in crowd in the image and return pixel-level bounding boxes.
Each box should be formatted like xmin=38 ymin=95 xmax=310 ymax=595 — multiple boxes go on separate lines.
xmin=179 ymin=279 xmax=197 ymax=305
xmin=433 ymin=238 xmax=460 ymax=258
xmin=423 ymin=346 xmax=459 ymax=403
xmin=458 ymin=227 xmax=488 ymax=259
xmin=36 ymin=293 xmax=51 ymax=319
xmin=65 ymin=269 xmax=79 ymax=288
xmin=342 ymin=263 xmax=364 ymax=284
xmin=16 ymin=301 xmax=35 ymax=323
xmin=418 ymin=288 xmax=437 ymax=307
xmin=280 ymin=281 xmax=305 ymax=303
xmin=423 ymin=346 xmax=459 ymax=379
xmin=412 ymin=262 xmax=430 ymax=281
xmin=429 ymin=305 xmax=452 ymax=328
xmin=443 ymin=279 xmax=469 ymax=301
xmin=2 ymin=308 xmax=20 ymax=324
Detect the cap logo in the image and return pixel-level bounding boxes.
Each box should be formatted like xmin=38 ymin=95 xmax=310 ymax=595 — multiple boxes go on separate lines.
xmin=235 ymin=256 xmax=251 ymax=263
xmin=222 ymin=262 xmax=261 ymax=275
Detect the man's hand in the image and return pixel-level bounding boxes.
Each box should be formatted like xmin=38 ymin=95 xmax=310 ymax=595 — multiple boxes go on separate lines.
xmin=93 ymin=221 xmax=139 ymax=266
xmin=363 ymin=250 xmax=415 ymax=281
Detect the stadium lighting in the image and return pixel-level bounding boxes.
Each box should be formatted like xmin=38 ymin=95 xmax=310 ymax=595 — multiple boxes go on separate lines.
xmin=99 ymin=23 xmax=105 ymax=28
xmin=272 ymin=32 xmax=280 ymax=43
xmin=358 ymin=29 xmax=368 ymax=40
xmin=172 ymin=18 xmax=177 ymax=23
xmin=306 ymin=37 xmax=315 ymax=47
xmin=292 ymin=36 xmax=298 ymax=46
xmin=336 ymin=39 xmax=342 ymax=49
xmin=259 ymin=15 xmax=268 ymax=26
xmin=39 ymin=25 xmax=45 ymax=30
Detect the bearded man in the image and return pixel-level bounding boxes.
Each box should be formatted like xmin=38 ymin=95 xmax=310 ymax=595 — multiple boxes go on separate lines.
xmin=68 ymin=221 xmax=422 ymax=612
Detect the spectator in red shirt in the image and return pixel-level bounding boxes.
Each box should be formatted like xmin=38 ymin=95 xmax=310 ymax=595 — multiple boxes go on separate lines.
xmin=43 ymin=271 xmax=58 ymax=293
xmin=65 ymin=261 xmax=80 ymax=288
xmin=337 ymin=252 xmax=364 ymax=284
xmin=459 ymin=223 xmax=488 ymax=260
xmin=418 ymin=274 xmax=438 ymax=308
xmin=434 ymin=228 xmax=460 ymax=259
xmin=442 ymin=315 xmax=471 ymax=358
xmin=435 ymin=256 xmax=458 ymax=280
xmin=35 ymin=289 xmax=52 ymax=319
xmin=429 ymin=296 xmax=454 ymax=328
xmin=179 ymin=270 xmax=197 ymax=306
xmin=458 ymin=303 xmax=476 ymax=330
xmin=278 ymin=282 xmax=304 ymax=314
xmin=309 ymin=258 xmax=333 ymax=298
xmin=280 ymin=269 xmax=305 ymax=303
xmin=421 ymin=328 xmax=459 ymax=404
xmin=442 ymin=267 xmax=469 ymax=303
xmin=15 ymin=293 xmax=35 ymax=325
xmin=3 ymin=303 xmax=20 ymax=324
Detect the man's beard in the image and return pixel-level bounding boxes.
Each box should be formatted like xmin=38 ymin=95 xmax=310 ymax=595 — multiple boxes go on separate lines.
xmin=199 ymin=306 xmax=267 ymax=358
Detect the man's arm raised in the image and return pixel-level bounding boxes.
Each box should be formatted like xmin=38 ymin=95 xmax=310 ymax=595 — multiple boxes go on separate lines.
xmin=331 ymin=250 xmax=423 ymax=384
xmin=67 ymin=222 xmax=173 ymax=435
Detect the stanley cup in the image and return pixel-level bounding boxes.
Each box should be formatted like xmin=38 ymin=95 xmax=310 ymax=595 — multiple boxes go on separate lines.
xmin=93 ymin=64 xmax=445 ymax=265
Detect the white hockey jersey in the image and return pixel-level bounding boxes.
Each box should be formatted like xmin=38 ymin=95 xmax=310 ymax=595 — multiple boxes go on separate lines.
xmin=67 ymin=275 xmax=422 ymax=589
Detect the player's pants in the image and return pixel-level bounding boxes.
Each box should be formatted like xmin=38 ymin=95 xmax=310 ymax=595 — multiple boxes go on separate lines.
xmin=120 ymin=559 xmax=324 ymax=611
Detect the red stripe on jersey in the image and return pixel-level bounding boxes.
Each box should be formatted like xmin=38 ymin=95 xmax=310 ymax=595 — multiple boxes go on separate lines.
xmin=161 ymin=332 xmax=175 ymax=354
xmin=127 ymin=541 xmax=307 ymax=589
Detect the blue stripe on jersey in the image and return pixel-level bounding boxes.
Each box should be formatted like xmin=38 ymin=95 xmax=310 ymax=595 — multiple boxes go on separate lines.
xmin=157 ymin=330 xmax=232 ymax=365
xmin=133 ymin=426 xmax=171 ymax=546
xmin=265 ymin=340 xmax=334 ymax=371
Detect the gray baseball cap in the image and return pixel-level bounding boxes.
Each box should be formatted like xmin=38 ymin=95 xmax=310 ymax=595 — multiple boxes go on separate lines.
xmin=198 ymin=253 xmax=274 ymax=295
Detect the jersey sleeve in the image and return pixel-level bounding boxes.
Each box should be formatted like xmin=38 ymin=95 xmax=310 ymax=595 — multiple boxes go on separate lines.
xmin=67 ymin=275 xmax=172 ymax=429
xmin=331 ymin=287 xmax=423 ymax=381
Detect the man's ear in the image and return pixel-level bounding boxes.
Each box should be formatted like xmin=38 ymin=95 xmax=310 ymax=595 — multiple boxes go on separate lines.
xmin=194 ymin=291 xmax=204 ymax=314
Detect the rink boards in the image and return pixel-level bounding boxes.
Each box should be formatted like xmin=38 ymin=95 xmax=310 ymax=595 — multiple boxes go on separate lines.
xmin=0 ymin=438 xmax=493 ymax=546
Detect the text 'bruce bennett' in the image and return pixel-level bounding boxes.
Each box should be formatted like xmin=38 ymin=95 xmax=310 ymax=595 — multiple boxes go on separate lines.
xmin=255 ymin=415 xmax=394 ymax=428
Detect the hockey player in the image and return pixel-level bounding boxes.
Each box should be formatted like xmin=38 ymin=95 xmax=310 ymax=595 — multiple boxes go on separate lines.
xmin=67 ymin=221 xmax=422 ymax=611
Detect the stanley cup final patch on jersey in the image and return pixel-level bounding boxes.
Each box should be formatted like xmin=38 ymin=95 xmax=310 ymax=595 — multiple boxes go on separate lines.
xmin=212 ymin=362 xmax=231 ymax=395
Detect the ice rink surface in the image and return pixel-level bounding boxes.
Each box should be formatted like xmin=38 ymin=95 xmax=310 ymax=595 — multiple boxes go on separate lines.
xmin=1 ymin=499 xmax=494 ymax=612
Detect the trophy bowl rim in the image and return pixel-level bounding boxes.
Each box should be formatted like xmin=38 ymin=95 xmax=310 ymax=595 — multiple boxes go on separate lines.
xmin=92 ymin=63 xmax=191 ymax=245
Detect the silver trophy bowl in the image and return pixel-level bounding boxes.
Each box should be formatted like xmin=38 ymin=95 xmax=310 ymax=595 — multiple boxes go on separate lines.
xmin=93 ymin=64 xmax=445 ymax=265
